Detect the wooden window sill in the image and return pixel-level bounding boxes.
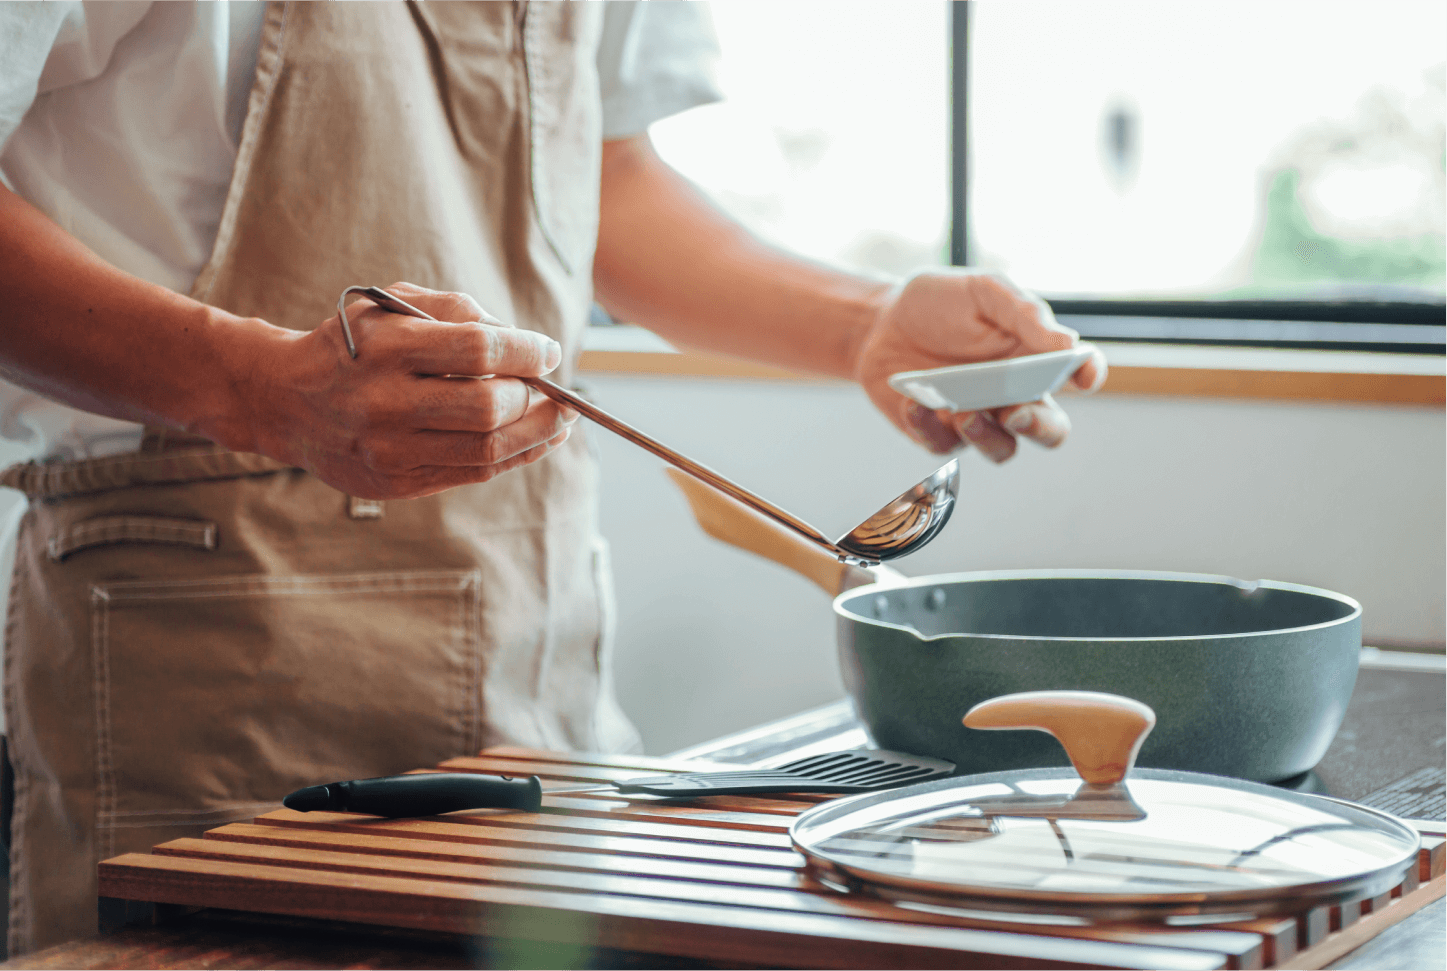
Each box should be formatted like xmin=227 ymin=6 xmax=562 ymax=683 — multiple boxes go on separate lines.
xmin=579 ymin=326 xmax=1445 ymax=407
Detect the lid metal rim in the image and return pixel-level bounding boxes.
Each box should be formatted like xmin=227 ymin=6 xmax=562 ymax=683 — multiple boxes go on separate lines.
xmin=789 ymin=771 xmax=1421 ymax=920
xmin=803 ymin=855 xmax=1416 ymax=922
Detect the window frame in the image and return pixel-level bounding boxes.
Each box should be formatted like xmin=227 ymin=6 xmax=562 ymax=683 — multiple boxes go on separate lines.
xmin=948 ymin=1 xmax=1446 ymax=355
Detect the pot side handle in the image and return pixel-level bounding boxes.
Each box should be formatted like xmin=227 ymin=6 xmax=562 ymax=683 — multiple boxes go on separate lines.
xmin=663 ymin=467 xmax=880 ymax=596
xmin=963 ymin=691 xmax=1157 ymax=787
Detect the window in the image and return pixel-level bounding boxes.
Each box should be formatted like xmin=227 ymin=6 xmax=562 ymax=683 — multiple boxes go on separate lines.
xmin=650 ymin=1 xmax=1445 ymax=352
xmin=649 ymin=1 xmax=950 ymax=279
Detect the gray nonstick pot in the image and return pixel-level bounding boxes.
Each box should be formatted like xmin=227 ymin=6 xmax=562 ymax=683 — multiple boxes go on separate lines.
xmin=835 ymin=569 xmax=1360 ymax=782
xmin=667 ymin=470 xmax=1361 ymax=783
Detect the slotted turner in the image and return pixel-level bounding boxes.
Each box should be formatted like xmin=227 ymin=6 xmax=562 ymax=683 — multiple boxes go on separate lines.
xmin=556 ymin=749 xmax=955 ymax=797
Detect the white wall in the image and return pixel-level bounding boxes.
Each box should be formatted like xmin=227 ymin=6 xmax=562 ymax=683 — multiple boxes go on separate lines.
xmin=590 ymin=374 xmax=1446 ymax=754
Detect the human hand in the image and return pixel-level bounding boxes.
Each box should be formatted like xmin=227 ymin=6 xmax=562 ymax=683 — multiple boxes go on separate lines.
xmin=232 ymin=283 xmax=576 ymax=499
xmin=854 ymin=269 xmax=1107 ymax=462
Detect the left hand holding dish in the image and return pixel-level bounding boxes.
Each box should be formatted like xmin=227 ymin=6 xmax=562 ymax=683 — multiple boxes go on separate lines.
xmin=855 ymin=269 xmax=1107 ymax=462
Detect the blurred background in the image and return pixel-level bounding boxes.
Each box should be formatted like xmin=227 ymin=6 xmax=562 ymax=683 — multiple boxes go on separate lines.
xmin=649 ymin=0 xmax=1445 ymax=302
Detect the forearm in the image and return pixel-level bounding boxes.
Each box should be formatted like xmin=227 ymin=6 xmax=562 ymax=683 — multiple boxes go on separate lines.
xmin=593 ymin=135 xmax=894 ymax=381
xmin=0 ymin=183 xmax=284 ymax=451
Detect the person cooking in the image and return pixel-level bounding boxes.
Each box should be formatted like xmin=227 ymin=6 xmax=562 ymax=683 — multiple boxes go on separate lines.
xmin=0 ymin=0 xmax=1105 ymax=954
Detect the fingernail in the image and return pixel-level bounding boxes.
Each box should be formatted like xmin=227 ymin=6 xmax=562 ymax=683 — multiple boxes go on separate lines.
xmin=1003 ymin=408 xmax=1034 ymax=434
xmin=541 ymin=338 xmax=562 ymax=372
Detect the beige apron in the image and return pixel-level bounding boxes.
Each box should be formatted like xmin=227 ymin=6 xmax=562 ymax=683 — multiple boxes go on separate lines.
xmin=0 ymin=1 xmax=635 ymax=955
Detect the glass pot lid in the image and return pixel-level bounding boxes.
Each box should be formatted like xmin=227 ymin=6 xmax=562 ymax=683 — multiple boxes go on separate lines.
xmin=790 ymin=692 xmax=1419 ymax=922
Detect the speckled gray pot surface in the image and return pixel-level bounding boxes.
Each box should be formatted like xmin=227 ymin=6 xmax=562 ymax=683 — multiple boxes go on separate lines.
xmin=834 ymin=570 xmax=1361 ymax=783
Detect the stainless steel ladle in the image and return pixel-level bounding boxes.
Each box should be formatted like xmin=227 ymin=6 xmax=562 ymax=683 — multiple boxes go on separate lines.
xmin=340 ymin=286 xmax=960 ymax=564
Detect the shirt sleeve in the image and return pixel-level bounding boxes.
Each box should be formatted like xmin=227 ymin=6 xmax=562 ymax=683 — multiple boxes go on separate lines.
xmin=596 ymin=1 xmax=724 ymax=140
xmin=0 ymin=1 xmax=152 ymax=165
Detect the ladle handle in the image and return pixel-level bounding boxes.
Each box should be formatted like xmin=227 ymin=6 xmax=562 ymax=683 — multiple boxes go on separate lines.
xmin=963 ymin=691 xmax=1156 ymax=786
xmin=664 ymin=468 xmax=887 ymax=596
xmin=525 ymin=379 xmax=838 ymax=553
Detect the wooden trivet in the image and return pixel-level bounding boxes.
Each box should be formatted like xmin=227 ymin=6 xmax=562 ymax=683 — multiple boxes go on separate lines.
xmin=98 ymin=747 xmax=1447 ymax=970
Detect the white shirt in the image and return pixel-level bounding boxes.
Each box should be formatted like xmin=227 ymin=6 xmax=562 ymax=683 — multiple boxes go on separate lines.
xmin=0 ymin=0 xmax=721 ymax=464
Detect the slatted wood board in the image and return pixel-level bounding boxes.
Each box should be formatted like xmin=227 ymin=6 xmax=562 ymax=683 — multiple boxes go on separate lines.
xmin=98 ymin=747 xmax=1447 ymax=970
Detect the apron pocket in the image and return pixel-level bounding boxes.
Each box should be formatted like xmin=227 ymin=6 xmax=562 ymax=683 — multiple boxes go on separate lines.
xmin=48 ymin=515 xmax=217 ymax=562
xmin=89 ymin=569 xmax=482 ymax=858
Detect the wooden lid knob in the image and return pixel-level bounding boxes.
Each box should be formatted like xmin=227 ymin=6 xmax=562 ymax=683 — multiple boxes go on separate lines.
xmin=963 ymin=691 xmax=1156 ymax=786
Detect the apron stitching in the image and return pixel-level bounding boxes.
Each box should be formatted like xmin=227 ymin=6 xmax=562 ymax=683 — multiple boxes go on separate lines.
xmin=93 ymin=586 xmax=471 ymax=604
xmin=91 ymin=588 xmax=114 ymax=864
xmin=468 ymin=572 xmax=483 ymax=755
xmin=455 ymin=576 xmax=468 ymax=757
xmin=529 ymin=534 xmax=555 ymax=749
xmin=98 ymin=569 xmax=471 ymax=586
xmin=65 ymin=521 xmax=210 ymax=541
xmin=4 ymin=512 xmax=30 ymax=952
xmin=5 ymin=770 xmax=25 ymax=955
xmin=94 ymin=574 xmax=475 ymax=601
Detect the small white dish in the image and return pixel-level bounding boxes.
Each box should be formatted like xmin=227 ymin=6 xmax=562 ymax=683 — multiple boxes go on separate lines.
xmin=887 ymin=347 xmax=1097 ymax=412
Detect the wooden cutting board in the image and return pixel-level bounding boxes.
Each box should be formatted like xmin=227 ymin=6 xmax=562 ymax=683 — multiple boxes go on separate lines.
xmin=98 ymin=747 xmax=1447 ymax=971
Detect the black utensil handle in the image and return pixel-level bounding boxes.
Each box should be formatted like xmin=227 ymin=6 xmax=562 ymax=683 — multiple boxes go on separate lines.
xmin=283 ymin=772 xmax=542 ymax=816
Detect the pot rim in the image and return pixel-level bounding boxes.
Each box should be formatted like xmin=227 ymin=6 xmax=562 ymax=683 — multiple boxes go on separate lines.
xmin=832 ymin=568 xmax=1362 ymax=644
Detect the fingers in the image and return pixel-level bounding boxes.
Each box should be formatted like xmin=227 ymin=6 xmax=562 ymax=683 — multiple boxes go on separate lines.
xmin=401 ymin=321 xmax=562 ymax=377
xmin=408 ymin=376 xmax=533 ymax=432
xmin=399 ymin=429 xmax=573 ymax=498
xmin=902 ymin=395 xmax=1073 ymax=463
xmin=954 ymin=411 xmax=1018 ymax=463
xmin=408 ymin=397 xmax=577 ymax=468
xmin=993 ymin=394 xmax=1072 ymax=449
xmin=340 ymin=283 xmax=562 ymax=376
xmin=903 ymin=403 xmax=964 ymax=454
xmin=1070 ymin=344 xmax=1109 ymax=394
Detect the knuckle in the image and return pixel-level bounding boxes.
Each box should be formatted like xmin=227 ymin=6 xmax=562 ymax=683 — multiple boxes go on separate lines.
xmin=474 ymin=387 xmax=506 ymax=431
xmin=450 ymin=324 xmax=491 ymax=374
xmin=476 ymin=433 xmax=507 ymax=467
xmin=386 ymin=281 xmax=430 ymax=298
xmin=364 ymin=439 xmax=405 ymax=472
xmin=480 ymin=326 xmax=508 ymax=371
xmin=451 ymin=292 xmax=485 ymax=321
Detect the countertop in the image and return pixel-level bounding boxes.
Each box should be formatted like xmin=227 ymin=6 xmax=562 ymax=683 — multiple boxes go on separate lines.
xmin=4 ymin=651 xmax=1442 ymax=970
